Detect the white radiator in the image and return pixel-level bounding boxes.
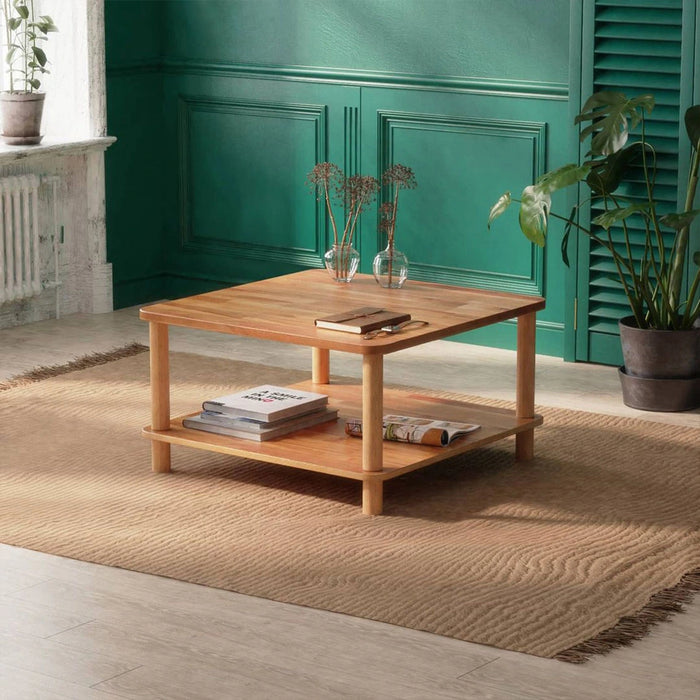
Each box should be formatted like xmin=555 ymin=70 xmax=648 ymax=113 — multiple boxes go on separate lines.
xmin=0 ymin=174 xmax=43 ymax=305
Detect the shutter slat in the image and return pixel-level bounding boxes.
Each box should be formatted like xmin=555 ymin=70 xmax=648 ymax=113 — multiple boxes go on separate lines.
xmin=596 ymin=0 xmax=678 ymax=8
xmin=596 ymin=38 xmax=682 ymax=57
xmin=595 ymin=24 xmax=681 ymax=41
xmin=595 ymin=55 xmax=680 ymax=74
xmin=594 ymin=70 xmax=682 ymax=90
xmin=596 ymin=8 xmax=681 ymax=24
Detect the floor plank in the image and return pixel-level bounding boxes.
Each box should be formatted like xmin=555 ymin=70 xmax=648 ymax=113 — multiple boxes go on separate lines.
xmin=0 ymin=661 xmax=126 ymax=700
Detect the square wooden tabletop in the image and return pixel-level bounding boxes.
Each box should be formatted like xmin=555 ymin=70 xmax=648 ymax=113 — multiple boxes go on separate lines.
xmin=139 ymin=269 xmax=546 ymax=355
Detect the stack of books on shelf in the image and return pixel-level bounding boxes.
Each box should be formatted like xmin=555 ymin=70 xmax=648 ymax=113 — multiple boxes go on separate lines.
xmin=184 ymin=384 xmax=337 ymax=442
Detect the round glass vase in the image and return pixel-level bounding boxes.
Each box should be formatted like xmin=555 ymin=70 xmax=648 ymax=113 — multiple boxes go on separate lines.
xmin=372 ymin=245 xmax=408 ymax=288
xmin=323 ymin=244 xmax=360 ymax=283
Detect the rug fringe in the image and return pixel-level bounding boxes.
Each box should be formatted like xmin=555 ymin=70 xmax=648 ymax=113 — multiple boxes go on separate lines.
xmin=0 ymin=342 xmax=149 ymax=391
xmin=554 ymin=567 xmax=700 ymax=663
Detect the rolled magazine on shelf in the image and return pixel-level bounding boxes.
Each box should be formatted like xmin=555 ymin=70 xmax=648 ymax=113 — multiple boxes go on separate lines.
xmin=345 ymin=414 xmax=480 ymax=447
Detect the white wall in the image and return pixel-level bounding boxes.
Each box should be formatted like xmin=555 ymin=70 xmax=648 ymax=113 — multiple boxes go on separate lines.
xmin=0 ymin=0 xmax=113 ymax=329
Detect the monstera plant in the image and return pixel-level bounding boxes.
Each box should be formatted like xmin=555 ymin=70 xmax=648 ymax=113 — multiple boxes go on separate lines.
xmin=489 ymin=91 xmax=700 ymax=411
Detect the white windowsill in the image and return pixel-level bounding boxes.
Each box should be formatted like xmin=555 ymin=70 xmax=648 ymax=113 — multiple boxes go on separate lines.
xmin=0 ymin=136 xmax=117 ymax=166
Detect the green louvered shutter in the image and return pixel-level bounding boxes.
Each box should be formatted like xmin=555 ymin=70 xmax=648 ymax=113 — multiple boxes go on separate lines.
xmin=582 ymin=0 xmax=684 ymax=364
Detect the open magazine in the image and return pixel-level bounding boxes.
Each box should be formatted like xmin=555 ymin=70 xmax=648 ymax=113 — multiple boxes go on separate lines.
xmin=345 ymin=414 xmax=480 ymax=447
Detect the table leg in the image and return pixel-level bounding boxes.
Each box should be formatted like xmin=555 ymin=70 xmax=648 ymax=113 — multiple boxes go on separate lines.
xmin=149 ymin=321 xmax=171 ymax=473
xmin=363 ymin=477 xmax=383 ymax=516
xmin=312 ymin=347 xmax=330 ymax=384
xmin=361 ymin=353 xmax=384 ymax=513
xmin=515 ymin=312 xmax=536 ymax=461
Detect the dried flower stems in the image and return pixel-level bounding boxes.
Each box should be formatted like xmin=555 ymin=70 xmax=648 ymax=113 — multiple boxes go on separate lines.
xmin=306 ymin=162 xmax=416 ymax=282
xmin=379 ymin=164 xmax=417 ymax=284
xmin=307 ymin=163 xmax=379 ymax=278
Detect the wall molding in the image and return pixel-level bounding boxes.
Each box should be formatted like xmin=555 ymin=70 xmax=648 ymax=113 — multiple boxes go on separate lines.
xmin=108 ymin=57 xmax=568 ymax=99
xmin=377 ymin=110 xmax=547 ymax=296
xmin=106 ymin=58 xmax=161 ymax=77
xmin=177 ymin=94 xmax=327 ymax=267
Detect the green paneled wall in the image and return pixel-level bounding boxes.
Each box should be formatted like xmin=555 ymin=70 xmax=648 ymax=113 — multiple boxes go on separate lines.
xmin=105 ymin=0 xmax=166 ymax=308
xmin=162 ymin=0 xmax=569 ymax=83
xmin=105 ymin=0 xmax=573 ymax=356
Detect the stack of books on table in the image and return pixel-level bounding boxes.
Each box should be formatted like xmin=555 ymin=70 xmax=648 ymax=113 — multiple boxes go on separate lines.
xmin=183 ymin=384 xmax=338 ymax=442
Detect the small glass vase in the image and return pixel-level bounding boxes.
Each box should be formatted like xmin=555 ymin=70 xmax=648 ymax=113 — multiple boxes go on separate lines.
xmin=372 ymin=245 xmax=408 ymax=288
xmin=324 ymin=244 xmax=360 ymax=283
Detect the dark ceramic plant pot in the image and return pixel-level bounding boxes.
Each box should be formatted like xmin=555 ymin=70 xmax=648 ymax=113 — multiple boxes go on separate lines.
xmin=618 ymin=367 xmax=700 ymax=412
xmin=617 ymin=316 xmax=700 ymax=411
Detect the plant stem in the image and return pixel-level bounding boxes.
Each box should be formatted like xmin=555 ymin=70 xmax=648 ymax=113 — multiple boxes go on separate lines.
xmin=27 ymin=0 xmax=33 ymax=88
xmin=323 ymin=180 xmax=339 ymax=246
xmin=669 ymin=136 xmax=700 ymax=321
xmin=387 ymin=185 xmax=400 ymax=285
xmin=3 ymin=0 xmax=13 ymax=91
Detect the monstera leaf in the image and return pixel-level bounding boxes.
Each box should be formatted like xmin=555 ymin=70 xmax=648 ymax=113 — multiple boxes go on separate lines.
xmin=536 ymin=163 xmax=590 ymax=194
xmin=586 ymin=142 xmax=645 ymax=195
xmin=686 ymin=105 xmax=700 ymax=149
xmin=659 ymin=209 xmax=700 ymax=230
xmin=518 ymin=185 xmax=551 ymax=246
xmin=487 ymin=192 xmax=512 ymax=229
xmin=575 ymin=92 xmax=655 ymax=156
xmin=592 ymin=203 xmax=652 ymax=231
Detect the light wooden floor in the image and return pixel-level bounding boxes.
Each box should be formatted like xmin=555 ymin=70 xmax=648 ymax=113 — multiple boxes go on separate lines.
xmin=1 ymin=307 xmax=698 ymax=700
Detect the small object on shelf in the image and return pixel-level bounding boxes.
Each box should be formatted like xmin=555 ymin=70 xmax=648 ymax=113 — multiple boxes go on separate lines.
xmin=184 ymin=408 xmax=339 ymax=441
xmin=202 ymin=384 xmax=328 ymax=422
xmin=315 ymin=307 xmax=411 ymax=334
xmin=345 ymin=414 xmax=480 ymax=446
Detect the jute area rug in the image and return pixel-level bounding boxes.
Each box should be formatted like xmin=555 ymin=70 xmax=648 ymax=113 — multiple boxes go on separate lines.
xmin=1 ymin=345 xmax=699 ymax=663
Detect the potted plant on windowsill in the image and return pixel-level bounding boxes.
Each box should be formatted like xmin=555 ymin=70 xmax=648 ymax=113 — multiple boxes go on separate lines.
xmin=488 ymin=91 xmax=700 ymax=411
xmin=0 ymin=0 xmax=57 ymax=145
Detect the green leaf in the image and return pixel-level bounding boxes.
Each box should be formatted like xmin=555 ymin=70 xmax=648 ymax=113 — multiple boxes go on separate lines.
xmin=28 ymin=78 xmax=41 ymax=90
xmin=659 ymin=209 xmax=700 ymax=231
xmin=7 ymin=17 xmax=22 ymax=30
xmin=535 ymin=163 xmax=590 ymax=194
xmin=39 ymin=15 xmax=58 ymax=32
xmin=518 ymin=185 xmax=550 ymax=246
xmin=585 ymin=142 xmax=644 ymax=195
xmin=14 ymin=2 xmax=29 ymax=19
xmin=592 ymin=203 xmax=651 ymax=230
xmin=32 ymin=46 xmax=47 ymax=67
xmin=561 ymin=206 xmax=577 ymax=268
xmin=685 ymin=105 xmax=700 ymax=149
xmin=487 ymin=192 xmax=512 ymax=229
xmin=5 ymin=47 xmax=17 ymax=63
xmin=575 ymin=91 xmax=655 ymax=156
xmin=693 ymin=251 xmax=700 ymax=266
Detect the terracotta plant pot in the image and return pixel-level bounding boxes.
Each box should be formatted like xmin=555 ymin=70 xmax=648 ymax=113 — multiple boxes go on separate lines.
xmin=618 ymin=316 xmax=700 ymax=411
xmin=0 ymin=92 xmax=45 ymax=145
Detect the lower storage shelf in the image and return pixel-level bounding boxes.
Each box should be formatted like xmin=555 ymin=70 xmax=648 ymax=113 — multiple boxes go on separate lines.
xmin=142 ymin=380 xmax=542 ymax=482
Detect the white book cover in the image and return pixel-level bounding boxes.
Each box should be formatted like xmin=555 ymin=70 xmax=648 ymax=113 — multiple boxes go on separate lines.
xmin=202 ymin=385 xmax=328 ymax=422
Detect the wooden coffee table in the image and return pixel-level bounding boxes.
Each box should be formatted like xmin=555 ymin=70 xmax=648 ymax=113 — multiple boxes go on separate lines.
xmin=140 ymin=269 xmax=545 ymax=515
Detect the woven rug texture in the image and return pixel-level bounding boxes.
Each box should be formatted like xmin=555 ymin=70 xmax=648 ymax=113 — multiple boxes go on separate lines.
xmin=1 ymin=348 xmax=699 ymax=661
